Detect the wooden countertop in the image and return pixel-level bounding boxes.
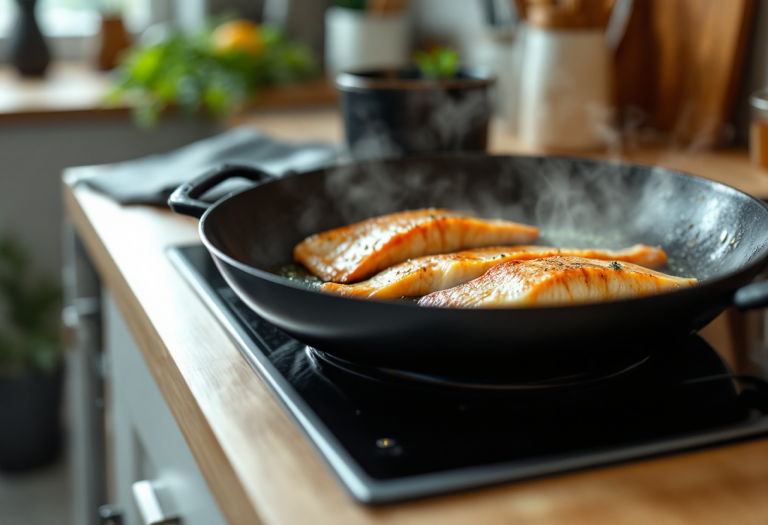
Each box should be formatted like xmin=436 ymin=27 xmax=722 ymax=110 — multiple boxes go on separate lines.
xmin=64 ymin=108 xmax=768 ymax=525
xmin=0 ymin=62 xmax=336 ymax=123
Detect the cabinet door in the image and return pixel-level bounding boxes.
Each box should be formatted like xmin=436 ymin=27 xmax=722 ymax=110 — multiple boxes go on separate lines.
xmin=105 ymin=292 xmax=229 ymax=525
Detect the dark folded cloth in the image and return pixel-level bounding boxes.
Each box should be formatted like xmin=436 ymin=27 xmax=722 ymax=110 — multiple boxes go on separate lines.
xmin=73 ymin=126 xmax=338 ymax=206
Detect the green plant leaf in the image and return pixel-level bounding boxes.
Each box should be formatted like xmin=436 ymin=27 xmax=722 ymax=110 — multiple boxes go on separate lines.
xmin=130 ymin=46 xmax=165 ymax=84
xmin=413 ymin=46 xmax=460 ymax=80
xmin=109 ymin=20 xmax=317 ymax=128
xmin=0 ymin=233 xmax=62 ymax=376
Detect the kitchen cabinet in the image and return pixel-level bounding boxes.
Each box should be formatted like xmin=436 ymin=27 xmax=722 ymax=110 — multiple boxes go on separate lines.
xmin=104 ymin=292 xmax=228 ymax=525
xmin=65 ymin=230 xmax=228 ymax=525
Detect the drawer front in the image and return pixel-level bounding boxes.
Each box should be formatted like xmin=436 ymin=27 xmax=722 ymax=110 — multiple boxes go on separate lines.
xmin=105 ymin=292 xmax=229 ymax=525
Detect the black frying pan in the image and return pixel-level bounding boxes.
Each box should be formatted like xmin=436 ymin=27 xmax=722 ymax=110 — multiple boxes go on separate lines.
xmin=170 ymin=155 xmax=768 ymax=376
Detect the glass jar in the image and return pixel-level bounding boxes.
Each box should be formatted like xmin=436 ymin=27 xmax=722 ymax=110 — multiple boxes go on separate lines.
xmin=749 ymin=89 xmax=768 ymax=169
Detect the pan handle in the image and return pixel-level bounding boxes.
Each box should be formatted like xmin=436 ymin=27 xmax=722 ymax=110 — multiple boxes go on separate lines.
xmin=168 ymin=164 xmax=275 ymax=219
xmin=734 ymin=280 xmax=768 ymax=311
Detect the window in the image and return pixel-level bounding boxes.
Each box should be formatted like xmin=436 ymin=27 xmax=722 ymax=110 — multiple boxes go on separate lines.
xmin=0 ymin=0 xmax=151 ymax=38
xmin=41 ymin=0 xmax=100 ymax=37
xmin=0 ymin=0 xmax=15 ymax=36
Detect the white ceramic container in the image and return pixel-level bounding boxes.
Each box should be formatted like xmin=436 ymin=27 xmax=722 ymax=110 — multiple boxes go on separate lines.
xmin=519 ymin=26 xmax=612 ymax=150
xmin=325 ymin=6 xmax=410 ymax=75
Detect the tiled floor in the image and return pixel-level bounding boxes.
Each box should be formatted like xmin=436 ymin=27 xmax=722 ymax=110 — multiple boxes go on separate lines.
xmin=0 ymin=455 xmax=72 ymax=525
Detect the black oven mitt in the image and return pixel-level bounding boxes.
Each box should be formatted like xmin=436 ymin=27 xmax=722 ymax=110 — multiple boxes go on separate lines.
xmin=72 ymin=126 xmax=338 ymax=206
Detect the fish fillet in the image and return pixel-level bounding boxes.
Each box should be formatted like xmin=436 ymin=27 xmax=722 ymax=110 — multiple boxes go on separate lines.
xmin=321 ymin=244 xmax=667 ymax=300
xmin=294 ymin=208 xmax=539 ymax=283
xmin=417 ymin=256 xmax=697 ymax=308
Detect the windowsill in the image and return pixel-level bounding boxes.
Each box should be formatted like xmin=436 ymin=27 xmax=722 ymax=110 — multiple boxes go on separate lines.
xmin=0 ymin=33 xmax=99 ymax=63
xmin=0 ymin=61 xmax=338 ymax=123
xmin=0 ymin=8 xmax=102 ymax=39
xmin=0 ymin=30 xmax=98 ymax=39
xmin=0 ymin=61 xmax=127 ymax=121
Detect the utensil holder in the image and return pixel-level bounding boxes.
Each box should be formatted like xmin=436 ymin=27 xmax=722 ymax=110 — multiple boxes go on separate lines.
xmin=750 ymin=89 xmax=768 ymax=170
xmin=519 ymin=26 xmax=612 ymax=151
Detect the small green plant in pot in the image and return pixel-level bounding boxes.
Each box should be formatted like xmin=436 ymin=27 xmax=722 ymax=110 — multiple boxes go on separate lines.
xmin=0 ymin=234 xmax=63 ymax=471
xmin=412 ymin=46 xmax=460 ymax=80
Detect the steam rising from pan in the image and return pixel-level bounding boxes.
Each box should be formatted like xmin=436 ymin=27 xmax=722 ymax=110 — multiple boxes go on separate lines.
xmin=337 ymin=67 xmax=494 ymax=159
xmin=321 ymin=156 xmax=672 ymax=246
xmin=345 ymin=89 xmax=490 ymax=159
xmin=311 ymin=154 xmax=756 ymax=281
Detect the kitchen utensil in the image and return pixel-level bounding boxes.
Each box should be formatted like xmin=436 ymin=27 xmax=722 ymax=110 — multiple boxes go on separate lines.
xmin=604 ymin=0 xmax=632 ymax=52
xmin=336 ymin=67 xmax=495 ymax=158
xmin=169 ymin=155 xmax=768 ymax=376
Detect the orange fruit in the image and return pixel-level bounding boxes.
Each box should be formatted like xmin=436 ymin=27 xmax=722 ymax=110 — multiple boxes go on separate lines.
xmin=211 ymin=19 xmax=263 ymax=56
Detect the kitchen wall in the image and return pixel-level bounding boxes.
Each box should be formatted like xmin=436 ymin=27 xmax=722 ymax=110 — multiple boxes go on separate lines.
xmin=208 ymin=0 xmax=265 ymax=20
xmin=0 ymin=117 xmax=219 ymax=280
xmin=410 ymin=0 xmax=515 ymax=66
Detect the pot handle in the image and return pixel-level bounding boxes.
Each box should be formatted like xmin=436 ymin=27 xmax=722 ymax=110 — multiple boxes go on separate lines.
xmin=734 ymin=280 xmax=768 ymax=311
xmin=168 ymin=164 xmax=275 ymax=219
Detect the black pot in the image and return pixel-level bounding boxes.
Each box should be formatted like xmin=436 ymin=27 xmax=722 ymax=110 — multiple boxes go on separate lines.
xmin=8 ymin=0 xmax=51 ymax=77
xmin=336 ymin=67 xmax=496 ymax=158
xmin=0 ymin=368 xmax=63 ymax=471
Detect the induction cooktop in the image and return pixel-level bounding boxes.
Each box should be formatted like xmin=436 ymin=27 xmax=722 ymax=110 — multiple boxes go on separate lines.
xmin=168 ymin=245 xmax=768 ymax=504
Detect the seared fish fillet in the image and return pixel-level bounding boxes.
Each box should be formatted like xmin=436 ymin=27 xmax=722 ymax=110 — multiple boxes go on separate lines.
xmin=294 ymin=208 xmax=539 ymax=283
xmin=321 ymin=244 xmax=667 ymax=300
xmin=418 ymin=256 xmax=696 ymax=308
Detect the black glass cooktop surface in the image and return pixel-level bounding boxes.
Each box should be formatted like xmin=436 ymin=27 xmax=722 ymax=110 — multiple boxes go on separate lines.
xmin=168 ymin=245 xmax=768 ymax=504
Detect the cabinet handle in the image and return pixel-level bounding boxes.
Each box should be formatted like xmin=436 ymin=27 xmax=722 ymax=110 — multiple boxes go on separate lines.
xmin=99 ymin=504 xmax=124 ymax=524
xmin=131 ymin=481 xmax=180 ymax=525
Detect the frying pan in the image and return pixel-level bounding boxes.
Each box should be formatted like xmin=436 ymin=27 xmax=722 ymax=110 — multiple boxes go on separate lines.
xmin=170 ymin=154 xmax=768 ymax=376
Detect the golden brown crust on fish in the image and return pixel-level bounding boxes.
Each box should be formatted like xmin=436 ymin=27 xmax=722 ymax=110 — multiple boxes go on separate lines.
xmin=294 ymin=209 xmax=539 ymax=283
xmin=320 ymin=244 xmax=667 ymax=300
xmin=417 ymin=256 xmax=696 ymax=308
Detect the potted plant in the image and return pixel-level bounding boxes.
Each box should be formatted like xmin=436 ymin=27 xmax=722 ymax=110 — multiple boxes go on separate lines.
xmin=108 ymin=17 xmax=316 ymax=127
xmin=335 ymin=46 xmax=496 ymax=158
xmin=0 ymin=234 xmax=63 ymax=471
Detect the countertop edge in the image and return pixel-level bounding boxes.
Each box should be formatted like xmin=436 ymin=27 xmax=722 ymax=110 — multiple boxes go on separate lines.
xmin=62 ymin=176 xmax=267 ymax=525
